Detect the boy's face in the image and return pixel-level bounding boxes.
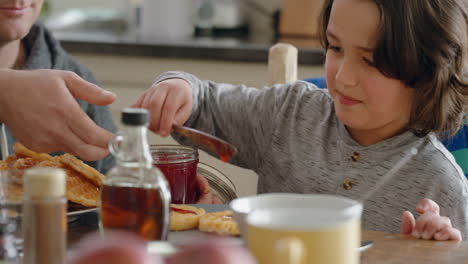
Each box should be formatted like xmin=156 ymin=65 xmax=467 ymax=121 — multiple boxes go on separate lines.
xmin=0 ymin=0 xmax=44 ymax=44
xmin=324 ymin=0 xmax=414 ymax=145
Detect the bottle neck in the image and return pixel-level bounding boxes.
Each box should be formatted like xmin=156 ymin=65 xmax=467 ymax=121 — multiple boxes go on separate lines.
xmin=116 ymin=124 xmax=153 ymax=168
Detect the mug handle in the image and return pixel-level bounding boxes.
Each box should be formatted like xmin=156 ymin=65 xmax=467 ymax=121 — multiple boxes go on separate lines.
xmin=274 ymin=237 xmax=305 ymax=264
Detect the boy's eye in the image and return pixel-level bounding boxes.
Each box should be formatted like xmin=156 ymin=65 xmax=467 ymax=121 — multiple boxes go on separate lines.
xmin=328 ymin=45 xmax=342 ymax=53
xmin=363 ymin=58 xmax=376 ymax=67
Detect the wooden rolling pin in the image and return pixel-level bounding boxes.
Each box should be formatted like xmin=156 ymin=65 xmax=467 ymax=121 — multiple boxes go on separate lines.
xmin=267 ymin=43 xmax=298 ymax=85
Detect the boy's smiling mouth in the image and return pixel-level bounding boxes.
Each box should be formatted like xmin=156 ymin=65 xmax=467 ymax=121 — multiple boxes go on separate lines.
xmin=336 ymin=90 xmax=362 ymax=106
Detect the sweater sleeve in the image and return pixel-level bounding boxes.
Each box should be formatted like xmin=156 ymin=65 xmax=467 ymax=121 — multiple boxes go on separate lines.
xmin=153 ymin=71 xmax=325 ymax=171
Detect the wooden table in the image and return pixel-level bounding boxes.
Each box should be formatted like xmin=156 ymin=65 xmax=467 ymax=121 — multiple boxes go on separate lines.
xmin=69 ymin=212 xmax=468 ymax=264
xmin=361 ymin=230 xmax=468 ymax=264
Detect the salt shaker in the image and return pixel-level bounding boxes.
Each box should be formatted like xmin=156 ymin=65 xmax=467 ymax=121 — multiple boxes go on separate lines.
xmin=22 ymin=168 xmax=67 ymax=264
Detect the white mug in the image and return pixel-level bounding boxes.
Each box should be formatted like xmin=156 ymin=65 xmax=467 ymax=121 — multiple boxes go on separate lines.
xmin=246 ymin=195 xmax=362 ymax=264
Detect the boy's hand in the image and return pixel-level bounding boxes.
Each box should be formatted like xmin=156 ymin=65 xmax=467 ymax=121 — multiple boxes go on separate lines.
xmin=195 ymin=174 xmax=223 ymax=204
xmin=132 ymin=79 xmax=193 ymax=137
xmin=400 ymin=198 xmax=462 ymax=241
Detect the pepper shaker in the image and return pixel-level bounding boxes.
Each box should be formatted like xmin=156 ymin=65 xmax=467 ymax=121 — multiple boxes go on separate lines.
xmin=22 ymin=168 xmax=67 ymax=264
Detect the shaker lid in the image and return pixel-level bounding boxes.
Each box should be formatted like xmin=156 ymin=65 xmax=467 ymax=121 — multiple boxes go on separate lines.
xmin=24 ymin=168 xmax=66 ymax=197
xmin=121 ymin=108 xmax=150 ymax=126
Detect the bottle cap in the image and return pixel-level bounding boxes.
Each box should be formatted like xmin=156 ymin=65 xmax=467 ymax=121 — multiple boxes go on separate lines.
xmin=24 ymin=168 xmax=66 ymax=198
xmin=121 ymin=108 xmax=150 ymax=126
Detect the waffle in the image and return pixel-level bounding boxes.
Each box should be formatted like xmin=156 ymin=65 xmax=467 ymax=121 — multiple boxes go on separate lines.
xmin=198 ymin=210 xmax=240 ymax=236
xmin=170 ymin=204 xmax=206 ymax=231
xmin=0 ymin=143 xmax=104 ymax=207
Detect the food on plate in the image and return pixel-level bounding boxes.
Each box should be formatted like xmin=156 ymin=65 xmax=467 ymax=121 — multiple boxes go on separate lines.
xmin=170 ymin=204 xmax=206 ymax=231
xmin=0 ymin=143 xmax=103 ymax=207
xmin=198 ymin=210 xmax=240 ymax=236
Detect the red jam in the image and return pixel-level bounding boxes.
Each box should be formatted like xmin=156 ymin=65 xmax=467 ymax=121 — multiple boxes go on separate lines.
xmin=220 ymin=154 xmax=230 ymax=163
xmin=152 ymin=145 xmax=199 ymax=204
xmin=171 ymin=207 xmax=197 ymax=215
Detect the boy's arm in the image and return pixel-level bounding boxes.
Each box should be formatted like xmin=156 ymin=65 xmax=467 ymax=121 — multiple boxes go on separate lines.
xmin=153 ymin=71 xmax=281 ymax=170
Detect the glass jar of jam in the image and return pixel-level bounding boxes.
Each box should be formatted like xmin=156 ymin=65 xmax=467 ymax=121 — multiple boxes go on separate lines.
xmin=151 ymin=145 xmax=199 ymax=204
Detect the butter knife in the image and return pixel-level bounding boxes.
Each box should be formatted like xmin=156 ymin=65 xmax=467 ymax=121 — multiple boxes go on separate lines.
xmin=172 ymin=125 xmax=238 ymax=162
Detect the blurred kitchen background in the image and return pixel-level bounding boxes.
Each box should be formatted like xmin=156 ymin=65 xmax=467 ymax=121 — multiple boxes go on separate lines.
xmin=40 ymin=0 xmax=325 ymax=197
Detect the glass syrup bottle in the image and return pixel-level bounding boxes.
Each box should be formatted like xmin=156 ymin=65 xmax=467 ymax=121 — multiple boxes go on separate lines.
xmin=100 ymin=108 xmax=171 ymax=241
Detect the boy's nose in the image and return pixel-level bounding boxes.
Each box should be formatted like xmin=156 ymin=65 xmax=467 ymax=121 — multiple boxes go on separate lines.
xmin=335 ymin=58 xmax=358 ymax=87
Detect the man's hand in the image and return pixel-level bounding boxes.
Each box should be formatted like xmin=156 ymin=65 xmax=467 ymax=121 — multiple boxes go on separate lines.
xmin=401 ymin=198 xmax=462 ymax=241
xmin=0 ymin=69 xmax=116 ymax=161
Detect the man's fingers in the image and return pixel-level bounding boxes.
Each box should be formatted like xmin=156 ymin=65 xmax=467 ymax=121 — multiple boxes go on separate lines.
xmin=401 ymin=211 xmax=415 ymax=235
xmin=62 ymin=130 xmax=110 ymax=161
xmin=65 ymin=72 xmax=116 ymax=106
xmin=416 ymin=198 xmax=440 ymax=215
xmin=67 ymin=101 xmax=114 ymax=149
xmin=434 ymin=227 xmax=462 ymax=241
xmin=72 ymin=144 xmax=110 ymax=162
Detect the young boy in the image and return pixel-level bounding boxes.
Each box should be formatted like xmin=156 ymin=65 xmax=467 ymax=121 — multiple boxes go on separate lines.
xmin=134 ymin=0 xmax=468 ymax=240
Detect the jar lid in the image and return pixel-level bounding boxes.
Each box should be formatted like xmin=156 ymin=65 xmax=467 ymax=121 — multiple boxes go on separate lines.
xmin=121 ymin=108 xmax=149 ymax=126
xmin=24 ymin=168 xmax=66 ymax=198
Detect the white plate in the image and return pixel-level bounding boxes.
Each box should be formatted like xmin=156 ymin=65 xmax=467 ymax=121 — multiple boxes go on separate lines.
xmin=67 ymin=207 xmax=98 ymax=223
xmin=1 ymin=203 xmax=97 ymax=223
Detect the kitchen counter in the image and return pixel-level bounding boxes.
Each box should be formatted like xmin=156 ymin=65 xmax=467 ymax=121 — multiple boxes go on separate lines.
xmin=54 ymin=29 xmax=325 ymax=65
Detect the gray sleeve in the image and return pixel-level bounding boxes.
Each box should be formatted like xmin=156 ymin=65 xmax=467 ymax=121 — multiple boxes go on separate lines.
xmin=153 ymin=71 xmax=325 ymax=171
xmin=154 ymin=71 xmax=277 ymax=169
xmin=451 ymin=199 xmax=468 ymax=240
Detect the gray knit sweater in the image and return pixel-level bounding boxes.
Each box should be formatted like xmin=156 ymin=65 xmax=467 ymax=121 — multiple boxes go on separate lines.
xmin=2 ymin=23 xmax=116 ymax=173
xmin=156 ymin=71 xmax=468 ymax=239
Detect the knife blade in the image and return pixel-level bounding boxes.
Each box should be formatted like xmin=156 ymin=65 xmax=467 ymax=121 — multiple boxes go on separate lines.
xmin=172 ymin=125 xmax=238 ymax=162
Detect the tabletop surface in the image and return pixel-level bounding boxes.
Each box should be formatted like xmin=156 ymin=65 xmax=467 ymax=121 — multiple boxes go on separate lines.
xmin=69 ymin=205 xmax=468 ymax=264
